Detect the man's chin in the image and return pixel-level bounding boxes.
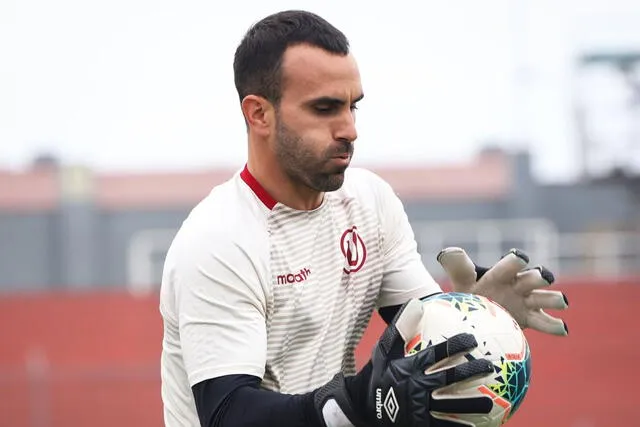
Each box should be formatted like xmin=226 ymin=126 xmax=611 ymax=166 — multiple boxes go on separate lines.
xmin=320 ymin=172 xmax=346 ymax=192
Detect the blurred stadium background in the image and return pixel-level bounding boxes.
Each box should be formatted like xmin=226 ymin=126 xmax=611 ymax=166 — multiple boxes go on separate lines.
xmin=1 ymin=146 xmax=639 ymax=426
xmin=3 ymin=1 xmax=640 ymax=426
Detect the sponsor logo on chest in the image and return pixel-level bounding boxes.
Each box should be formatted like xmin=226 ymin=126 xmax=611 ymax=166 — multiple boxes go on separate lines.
xmin=273 ymin=224 xmax=369 ymax=286
xmin=276 ymin=267 xmax=311 ymax=285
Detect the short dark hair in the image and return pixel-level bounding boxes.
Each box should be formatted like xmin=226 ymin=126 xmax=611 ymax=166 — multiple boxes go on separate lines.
xmin=233 ymin=10 xmax=350 ymax=105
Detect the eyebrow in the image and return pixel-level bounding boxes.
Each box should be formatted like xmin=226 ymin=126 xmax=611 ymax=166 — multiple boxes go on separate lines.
xmin=308 ymin=93 xmax=365 ymax=106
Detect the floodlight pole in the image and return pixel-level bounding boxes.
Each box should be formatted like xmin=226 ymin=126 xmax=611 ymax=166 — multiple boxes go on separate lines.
xmin=574 ymin=51 xmax=640 ymax=180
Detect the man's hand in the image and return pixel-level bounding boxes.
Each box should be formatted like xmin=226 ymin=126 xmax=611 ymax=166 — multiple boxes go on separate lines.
xmin=437 ymin=247 xmax=569 ymax=336
xmin=314 ymin=299 xmax=495 ymax=427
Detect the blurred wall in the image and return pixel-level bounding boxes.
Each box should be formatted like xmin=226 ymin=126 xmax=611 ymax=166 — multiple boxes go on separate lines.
xmin=1 ymin=151 xmax=639 ymax=426
xmin=0 ymin=212 xmax=59 ymax=289
xmin=0 ymin=278 xmax=637 ymax=427
xmin=2 ymin=151 xmax=640 ymax=290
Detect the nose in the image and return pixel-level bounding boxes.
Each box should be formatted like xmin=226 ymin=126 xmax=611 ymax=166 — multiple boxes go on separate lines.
xmin=334 ymin=109 xmax=358 ymax=143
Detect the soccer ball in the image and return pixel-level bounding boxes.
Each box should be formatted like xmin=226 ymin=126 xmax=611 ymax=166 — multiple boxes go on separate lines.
xmin=406 ymin=292 xmax=532 ymax=427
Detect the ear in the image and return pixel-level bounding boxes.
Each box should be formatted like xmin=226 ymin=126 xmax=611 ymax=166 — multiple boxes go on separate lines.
xmin=241 ymin=95 xmax=274 ymax=137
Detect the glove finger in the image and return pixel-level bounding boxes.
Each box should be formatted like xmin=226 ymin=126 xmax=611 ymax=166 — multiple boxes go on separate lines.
xmin=527 ymin=309 xmax=569 ymax=336
xmin=420 ymin=357 xmax=493 ymax=387
xmin=426 ymin=333 xmax=479 ymax=365
xmin=431 ymin=395 xmax=494 ymax=414
xmin=437 ymin=247 xmax=477 ymax=291
xmin=393 ymin=298 xmax=425 ymax=343
xmin=478 ymin=249 xmax=529 ymax=286
xmin=442 ymin=358 xmax=494 ymax=386
xmin=376 ymin=298 xmax=424 ymax=361
xmin=410 ymin=333 xmax=479 ymax=377
xmin=525 ymin=289 xmax=569 ymax=310
xmin=514 ymin=266 xmax=555 ymax=294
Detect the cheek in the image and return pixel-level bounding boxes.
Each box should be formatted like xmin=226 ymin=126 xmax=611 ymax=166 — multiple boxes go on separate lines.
xmin=287 ymin=109 xmax=331 ymax=136
xmin=296 ymin=135 xmax=326 ymax=160
xmin=279 ymin=110 xmax=333 ymax=156
xmin=289 ymin=125 xmax=329 ymax=152
xmin=309 ymin=132 xmax=336 ymax=159
xmin=295 ymin=121 xmax=328 ymax=142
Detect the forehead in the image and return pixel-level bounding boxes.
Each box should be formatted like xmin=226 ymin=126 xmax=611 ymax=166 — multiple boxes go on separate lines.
xmin=280 ymin=44 xmax=362 ymax=102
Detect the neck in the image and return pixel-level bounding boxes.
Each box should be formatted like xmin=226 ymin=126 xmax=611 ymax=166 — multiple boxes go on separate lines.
xmin=247 ymin=144 xmax=324 ymax=211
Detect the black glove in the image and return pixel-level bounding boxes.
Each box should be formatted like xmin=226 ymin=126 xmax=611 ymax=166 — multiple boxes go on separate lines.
xmin=314 ymin=299 xmax=495 ymax=427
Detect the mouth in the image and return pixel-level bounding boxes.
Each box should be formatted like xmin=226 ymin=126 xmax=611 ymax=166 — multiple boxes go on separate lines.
xmin=328 ymin=143 xmax=354 ymax=168
xmin=330 ymin=155 xmax=352 ymax=168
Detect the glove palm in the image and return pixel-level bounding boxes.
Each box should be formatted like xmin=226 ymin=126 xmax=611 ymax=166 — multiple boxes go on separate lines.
xmin=437 ymin=247 xmax=569 ymax=336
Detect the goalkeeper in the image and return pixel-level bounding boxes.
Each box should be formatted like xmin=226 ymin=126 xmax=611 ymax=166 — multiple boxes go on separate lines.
xmin=159 ymin=9 xmax=569 ymax=427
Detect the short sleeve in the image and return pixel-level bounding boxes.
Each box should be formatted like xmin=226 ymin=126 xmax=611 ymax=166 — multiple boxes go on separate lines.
xmin=375 ymin=179 xmax=442 ymax=307
xmin=174 ymin=230 xmax=269 ymax=387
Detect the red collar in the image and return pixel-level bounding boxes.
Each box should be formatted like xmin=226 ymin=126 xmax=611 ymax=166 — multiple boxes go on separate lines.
xmin=240 ymin=165 xmax=277 ymax=210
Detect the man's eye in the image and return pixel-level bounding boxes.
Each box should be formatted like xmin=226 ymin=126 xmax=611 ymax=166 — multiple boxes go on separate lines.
xmin=314 ymin=105 xmax=334 ymax=113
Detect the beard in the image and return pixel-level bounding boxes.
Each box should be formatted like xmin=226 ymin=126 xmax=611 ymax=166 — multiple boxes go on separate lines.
xmin=274 ymin=118 xmax=353 ymax=193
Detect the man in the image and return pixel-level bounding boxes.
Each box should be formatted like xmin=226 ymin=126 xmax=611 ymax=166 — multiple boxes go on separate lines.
xmin=159 ymin=10 xmax=569 ymax=427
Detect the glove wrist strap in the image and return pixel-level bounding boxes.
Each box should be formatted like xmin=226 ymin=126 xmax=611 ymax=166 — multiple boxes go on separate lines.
xmin=321 ymin=399 xmax=355 ymax=427
xmin=316 ymin=373 xmax=369 ymax=427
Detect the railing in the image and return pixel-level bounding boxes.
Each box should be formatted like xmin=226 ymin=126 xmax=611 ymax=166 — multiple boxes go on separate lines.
xmin=125 ymin=219 xmax=640 ymax=290
xmin=413 ymin=218 xmax=640 ymax=279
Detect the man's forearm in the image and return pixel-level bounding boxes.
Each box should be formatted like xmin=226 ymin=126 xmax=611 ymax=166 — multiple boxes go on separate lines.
xmin=193 ymin=374 xmax=324 ymax=427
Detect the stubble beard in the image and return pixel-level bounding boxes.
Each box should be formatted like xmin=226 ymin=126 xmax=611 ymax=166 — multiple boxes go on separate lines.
xmin=274 ymin=119 xmax=350 ymax=193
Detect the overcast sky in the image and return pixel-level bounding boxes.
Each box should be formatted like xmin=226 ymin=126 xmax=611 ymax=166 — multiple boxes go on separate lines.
xmin=2 ymin=0 xmax=640 ymax=182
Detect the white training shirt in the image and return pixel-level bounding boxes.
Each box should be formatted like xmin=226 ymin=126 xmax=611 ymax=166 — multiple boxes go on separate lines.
xmin=159 ymin=165 xmax=441 ymax=426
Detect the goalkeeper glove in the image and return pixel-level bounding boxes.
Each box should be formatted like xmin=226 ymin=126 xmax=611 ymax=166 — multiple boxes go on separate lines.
xmin=314 ymin=298 xmax=495 ymax=427
xmin=437 ymin=247 xmax=569 ymax=336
